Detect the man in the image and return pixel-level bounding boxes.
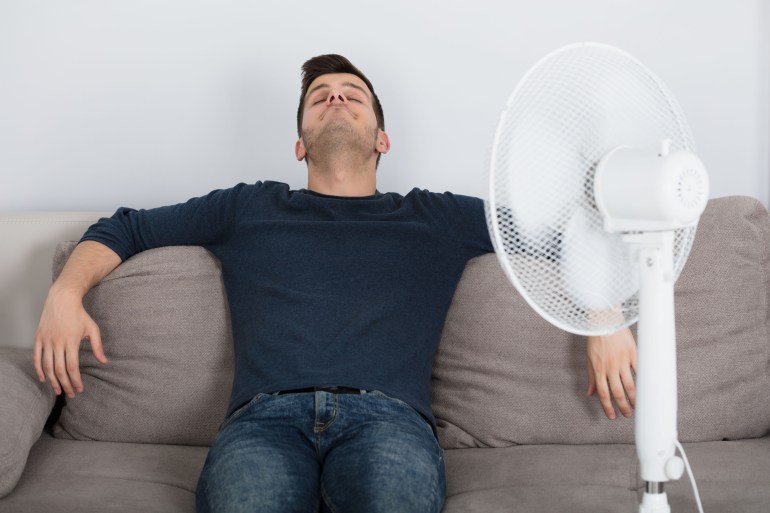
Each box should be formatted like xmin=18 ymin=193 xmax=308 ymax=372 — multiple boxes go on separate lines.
xmin=34 ymin=55 xmax=637 ymax=513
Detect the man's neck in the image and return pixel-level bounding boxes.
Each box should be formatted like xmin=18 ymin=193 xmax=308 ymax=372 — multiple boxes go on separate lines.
xmin=306 ymin=162 xmax=377 ymax=197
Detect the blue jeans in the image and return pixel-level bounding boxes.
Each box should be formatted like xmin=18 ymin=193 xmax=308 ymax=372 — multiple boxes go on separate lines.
xmin=195 ymin=390 xmax=446 ymax=513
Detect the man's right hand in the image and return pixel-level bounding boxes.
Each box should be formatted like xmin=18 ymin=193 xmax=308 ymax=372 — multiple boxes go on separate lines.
xmin=32 ymin=240 xmax=120 ymax=398
xmin=34 ymin=288 xmax=108 ymax=399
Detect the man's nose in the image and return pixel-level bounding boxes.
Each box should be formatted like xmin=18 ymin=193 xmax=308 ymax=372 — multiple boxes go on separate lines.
xmin=326 ymin=91 xmax=348 ymax=104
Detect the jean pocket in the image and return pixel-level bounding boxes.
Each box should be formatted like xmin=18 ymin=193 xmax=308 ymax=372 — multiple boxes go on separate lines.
xmin=217 ymin=393 xmax=264 ymax=433
xmin=370 ymin=391 xmax=439 ymax=442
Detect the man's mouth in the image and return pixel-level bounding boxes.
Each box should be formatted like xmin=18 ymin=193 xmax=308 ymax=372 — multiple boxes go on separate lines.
xmin=321 ymin=106 xmax=356 ymax=121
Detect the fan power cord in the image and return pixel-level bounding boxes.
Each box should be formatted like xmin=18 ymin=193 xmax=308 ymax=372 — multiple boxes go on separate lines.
xmin=674 ymin=439 xmax=705 ymax=513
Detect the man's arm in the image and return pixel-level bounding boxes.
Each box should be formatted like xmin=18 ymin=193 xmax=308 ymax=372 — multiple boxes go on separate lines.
xmin=586 ymin=327 xmax=637 ymax=420
xmin=458 ymin=197 xmax=638 ymax=420
xmin=34 ymin=241 xmax=122 ymax=399
xmin=33 ymin=183 xmax=257 ymax=398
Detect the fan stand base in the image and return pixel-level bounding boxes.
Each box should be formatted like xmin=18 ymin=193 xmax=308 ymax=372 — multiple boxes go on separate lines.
xmin=639 ymin=483 xmax=671 ymax=513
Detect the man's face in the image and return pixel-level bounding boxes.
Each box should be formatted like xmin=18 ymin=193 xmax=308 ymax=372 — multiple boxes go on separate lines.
xmin=295 ymin=73 xmax=389 ymax=164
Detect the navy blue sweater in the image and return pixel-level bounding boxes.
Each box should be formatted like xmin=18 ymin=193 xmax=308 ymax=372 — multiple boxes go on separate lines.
xmin=81 ymin=181 xmax=493 ymax=425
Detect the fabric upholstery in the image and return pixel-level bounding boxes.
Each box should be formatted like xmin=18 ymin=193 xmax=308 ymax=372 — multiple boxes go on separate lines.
xmin=0 ymin=432 xmax=206 ymax=513
xmin=51 ymin=243 xmax=234 ymax=446
xmin=0 ymin=347 xmax=56 ymax=498
xmin=442 ymin=436 xmax=770 ymax=513
xmin=6 ymin=434 xmax=767 ymax=513
xmin=431 ymin=196 xmax=770 ymax=448
xmin=661 ymin=437 xmax=770 ymax=512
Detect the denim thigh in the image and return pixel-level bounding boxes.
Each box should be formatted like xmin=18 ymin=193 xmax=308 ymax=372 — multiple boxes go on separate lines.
xmin=195 ymin=393 xmax=321 ymax=513
xmin=195 ymin=390 xmax=445 ymax=513
xmin=319 ymin=391 xmax=446 ymax=513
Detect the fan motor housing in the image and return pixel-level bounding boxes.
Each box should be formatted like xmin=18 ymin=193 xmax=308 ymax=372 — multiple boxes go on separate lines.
xmin=594 ymin=144 xmax=709 ymax=233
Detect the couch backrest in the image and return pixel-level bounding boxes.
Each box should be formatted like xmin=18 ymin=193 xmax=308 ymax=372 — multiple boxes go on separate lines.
xmin=431 ymin=196 xmax=770 ymax=447
xmin=51 ymin=244 xmax=233 ymax=446
xmin=48 ymin=196 xmax=770 ymax=448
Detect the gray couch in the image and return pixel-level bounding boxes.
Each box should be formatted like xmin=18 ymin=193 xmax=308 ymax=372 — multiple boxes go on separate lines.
xmin=1 ymin=195 xmax=769 ymax=512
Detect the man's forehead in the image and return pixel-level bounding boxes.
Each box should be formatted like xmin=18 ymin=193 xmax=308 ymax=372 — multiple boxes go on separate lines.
xmin=306 ymin=73 xmax=371 ymax=98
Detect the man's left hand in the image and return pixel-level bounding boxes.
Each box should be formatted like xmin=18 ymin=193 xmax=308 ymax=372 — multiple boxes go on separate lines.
xmin=586 ymin=327 xmax=637 ymax=420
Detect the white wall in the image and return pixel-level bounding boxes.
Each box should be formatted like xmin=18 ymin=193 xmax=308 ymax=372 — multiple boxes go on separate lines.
xmin=1 ymin=0 xmax=768 ymax=210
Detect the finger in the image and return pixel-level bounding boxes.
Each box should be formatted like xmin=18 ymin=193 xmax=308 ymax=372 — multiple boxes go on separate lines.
xmin=621 ymin=367 xmax=636 ymax=408
xmin=33 ymin=337 xmax=45 ymax=382
xmin=626 ymin=330 xmax=638 ymax=374
xmin=609 ymin=373 xmax=632 ymax=418
xmin=54 ymin=343 xmax=76 ymax=399
xmin=43 ymin=342 xmax=61 ymax=395
xmin=595 ymin=374 xmax=616 ymax=420
xmin=586 ymin=357 xmax=596 ymax=396
xmin=87 ymin=323 xmax=108 ymax=364
xmin=66 ymin=343 xmax=83 ymax=394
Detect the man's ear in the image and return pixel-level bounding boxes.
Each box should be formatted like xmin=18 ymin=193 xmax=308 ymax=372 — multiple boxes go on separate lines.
xmin=295 ymin=138 xmax=307 ymax=161
xmin=376 ymin=130 xmax=390 ymax=155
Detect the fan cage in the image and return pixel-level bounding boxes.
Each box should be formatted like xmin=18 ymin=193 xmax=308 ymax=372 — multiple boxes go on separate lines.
xmin=487 ymin=42 xmax=697 ymax=336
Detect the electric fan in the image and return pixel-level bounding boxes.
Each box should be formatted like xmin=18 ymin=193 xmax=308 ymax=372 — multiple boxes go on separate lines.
xmin=487 ymin=43 xmax=709 ymax=513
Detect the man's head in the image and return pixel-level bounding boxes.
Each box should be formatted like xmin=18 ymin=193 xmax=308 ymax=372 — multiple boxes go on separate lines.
xmin=295 ymin=54 xmax=388 ymax=168
xmin=297 ymin=54 xmax=384 ymax=137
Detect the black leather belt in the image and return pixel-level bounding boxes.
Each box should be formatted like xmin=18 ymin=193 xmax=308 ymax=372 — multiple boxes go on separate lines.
xmin=276 ymin=386 xmax=365 ymax=395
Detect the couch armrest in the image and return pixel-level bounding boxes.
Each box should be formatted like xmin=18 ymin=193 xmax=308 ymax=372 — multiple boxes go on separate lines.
xmin=0 ymin=347 xmax=56 ymax=498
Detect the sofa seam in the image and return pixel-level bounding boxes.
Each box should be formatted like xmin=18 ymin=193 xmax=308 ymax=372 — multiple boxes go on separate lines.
xmin=59 ymin=473 xmax=196 ymax=495
xmin=446 ymin=482 xmax=638 ymax=498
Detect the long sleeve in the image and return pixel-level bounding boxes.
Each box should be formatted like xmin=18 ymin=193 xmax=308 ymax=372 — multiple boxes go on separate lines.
xmin=80 ymin=182 xmax=259 ymax=261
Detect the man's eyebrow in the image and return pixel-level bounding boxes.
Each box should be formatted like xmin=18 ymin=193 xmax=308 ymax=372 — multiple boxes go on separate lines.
xmin=306 ymin=81 xmax=370 ymax=100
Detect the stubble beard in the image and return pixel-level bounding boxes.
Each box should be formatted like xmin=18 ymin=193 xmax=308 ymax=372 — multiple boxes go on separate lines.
xmin=302 ymin=117 xmax=379 ymax=172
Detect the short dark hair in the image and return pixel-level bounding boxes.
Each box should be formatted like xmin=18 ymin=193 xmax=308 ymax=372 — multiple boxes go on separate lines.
xmin=297 ymin=54 xmax=385 ymax=138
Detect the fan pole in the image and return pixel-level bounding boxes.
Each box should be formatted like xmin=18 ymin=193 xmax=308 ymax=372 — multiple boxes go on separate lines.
xmin=625 ymin=230 xmax=685 ymax=513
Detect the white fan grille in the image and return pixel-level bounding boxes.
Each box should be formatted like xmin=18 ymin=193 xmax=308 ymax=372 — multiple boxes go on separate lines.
xmin=487 ymin=43 xmax=697 ymax=335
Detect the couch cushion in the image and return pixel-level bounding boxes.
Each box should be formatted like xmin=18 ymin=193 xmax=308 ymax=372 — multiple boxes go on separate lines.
xmin=443 ymin=443 xmax=639 ymax=513
xmin=0 ymin=433 xmax=205 ymax=513
xmin=431 ymin=196 xmax=770 ymax=448
xmin=51 ymin=243 xmax=233 ymax=446
xmin=442 ymin=436 xmax=770 ymax=513
xmin=0 ymin=348 xmax=56 ymax=498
